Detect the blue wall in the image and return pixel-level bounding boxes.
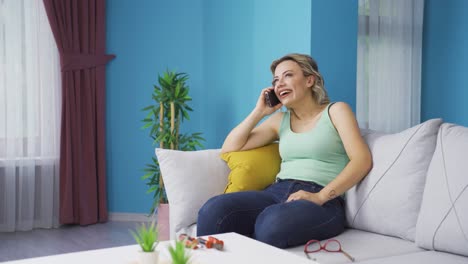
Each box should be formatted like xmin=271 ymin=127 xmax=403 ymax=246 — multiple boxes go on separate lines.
xmin=106 ymin=0 xmax=310 ymax=213
xmin=106 ymin=0 xmax=204 ymax=213
xmin=421 ymin=0 xmax=468 ymax=126
xmin=310 ymin=0 xmax=358 ymax=111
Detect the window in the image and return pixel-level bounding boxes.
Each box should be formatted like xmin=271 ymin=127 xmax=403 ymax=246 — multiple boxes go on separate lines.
xmin=356 ymin=0 xmax=423 ymax=133
xmin=0 ymin=0 xmax=61 ymax=232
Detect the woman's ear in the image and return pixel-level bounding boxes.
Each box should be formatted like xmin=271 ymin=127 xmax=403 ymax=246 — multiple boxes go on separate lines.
xmin=307 ymin=75 xmax=315 ymax=87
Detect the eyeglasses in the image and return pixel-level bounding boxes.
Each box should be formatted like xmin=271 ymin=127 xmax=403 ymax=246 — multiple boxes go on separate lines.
xmin=304 ymin=239 xmax=355 ymax=262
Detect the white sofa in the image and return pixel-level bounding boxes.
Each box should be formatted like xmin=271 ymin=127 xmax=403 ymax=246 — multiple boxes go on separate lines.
xmin=155 ymin=119 xmax=468 ymax=264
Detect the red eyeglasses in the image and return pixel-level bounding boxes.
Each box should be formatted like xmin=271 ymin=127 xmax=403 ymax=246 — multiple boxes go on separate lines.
xmin=304 ymin=239 xmax=355 ymax=262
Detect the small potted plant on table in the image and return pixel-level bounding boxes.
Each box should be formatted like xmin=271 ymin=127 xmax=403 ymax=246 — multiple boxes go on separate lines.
xmin=168 ymin=240 xmax=191 ymax=264
xmin=131 ymin=221 xmax=160 ymax=264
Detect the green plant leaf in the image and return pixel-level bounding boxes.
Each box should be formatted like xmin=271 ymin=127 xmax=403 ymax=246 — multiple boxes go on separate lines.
xmin=130 ymin=221 xmax=159 ymax=252
xmin=175 ymin=82 xmax=181 ymax=97
xmin=141 ymin=172 xmax=153 ymax=180
xmin=147 ymin=185 xmax=158 ymax=193
xmin=142 ymin=117 xmax=152 ymax=123
xmin=141 ymin=123 xmax=152 ymax=129
xmin=184 ymin=105 xmax=193 ymax=111
xmin=141 ymin=105 xmax=153 ymax=111
xmin=168 ymin=240 xmax=191 ymax=264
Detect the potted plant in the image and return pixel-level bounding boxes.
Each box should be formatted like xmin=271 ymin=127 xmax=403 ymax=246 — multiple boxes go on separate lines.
xmin=130 ymin=221 xmax=160 ymax=264
xmin=141 ymin=70 xmax=205 ymax=234
xmin=168 ymin=240 xmax=192 ymax=264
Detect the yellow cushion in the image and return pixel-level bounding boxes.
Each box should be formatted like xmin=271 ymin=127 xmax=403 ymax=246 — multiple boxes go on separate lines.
xmin=220 ymin=143 xmax=281 ymax=193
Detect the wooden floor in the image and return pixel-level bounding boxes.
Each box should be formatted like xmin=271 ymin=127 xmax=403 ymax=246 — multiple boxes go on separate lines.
xmin=0 ymin=221 xmax=166 ymax=262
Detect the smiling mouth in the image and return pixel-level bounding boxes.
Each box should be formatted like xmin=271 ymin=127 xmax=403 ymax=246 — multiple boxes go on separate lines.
xmin=279 ymin=90 xmax=291 ymax=98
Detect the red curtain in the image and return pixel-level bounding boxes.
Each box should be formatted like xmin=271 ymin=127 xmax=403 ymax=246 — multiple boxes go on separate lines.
xmin=43 ymin=0 xmax=115 ymax=225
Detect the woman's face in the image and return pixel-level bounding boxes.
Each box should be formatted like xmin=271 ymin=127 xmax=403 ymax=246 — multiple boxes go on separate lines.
xmin=272 ymin=60 xmax=314 ymax=107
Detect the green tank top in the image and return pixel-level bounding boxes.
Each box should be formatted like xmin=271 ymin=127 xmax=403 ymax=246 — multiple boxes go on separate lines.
xmin=276 ymin=103 xmax=350 ymax=187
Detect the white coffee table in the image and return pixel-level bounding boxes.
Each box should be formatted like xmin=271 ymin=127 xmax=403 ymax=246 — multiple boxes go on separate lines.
xmin=3 ymin=232 xmax=317 ymax=264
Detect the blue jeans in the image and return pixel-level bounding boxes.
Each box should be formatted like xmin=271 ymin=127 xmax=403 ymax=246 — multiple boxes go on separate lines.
xmin=197 ymin=179 xmax=346 ymax=248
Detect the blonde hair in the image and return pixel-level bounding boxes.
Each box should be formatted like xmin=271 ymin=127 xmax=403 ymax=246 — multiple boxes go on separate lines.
xmin=270 ymin=53 xmax=330 ymax=105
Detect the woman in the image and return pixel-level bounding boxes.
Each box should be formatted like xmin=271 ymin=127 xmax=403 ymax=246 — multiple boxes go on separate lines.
xmin=197 ymin=53 xmax=372 ymax=248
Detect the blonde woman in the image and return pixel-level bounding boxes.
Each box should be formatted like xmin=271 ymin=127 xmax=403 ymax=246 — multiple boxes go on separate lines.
xmin=197 ymin=53 xmax=372 ymax=248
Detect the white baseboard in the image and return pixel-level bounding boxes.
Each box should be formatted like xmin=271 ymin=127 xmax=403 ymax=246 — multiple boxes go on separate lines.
xmin=108 ymin=212 xmax=156 ymax=222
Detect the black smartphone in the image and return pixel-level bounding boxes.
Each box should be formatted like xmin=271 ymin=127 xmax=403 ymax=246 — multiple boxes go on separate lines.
xmin=265 ymin=90 xmax=280 ymax=107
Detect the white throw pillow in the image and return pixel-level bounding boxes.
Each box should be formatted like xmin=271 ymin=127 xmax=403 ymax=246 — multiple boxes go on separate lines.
xmin=345 ymin=119 xmax=442 ymax=241
xmin=416 ymin=123 xmax=468 ymax=256
xmin=155 ymin=148 xmax=230 ymax=239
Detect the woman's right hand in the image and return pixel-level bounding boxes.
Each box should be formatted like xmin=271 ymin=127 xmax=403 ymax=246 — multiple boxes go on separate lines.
xmin=255 ymin=87 xmax=283 ymax=116
xmin=221 ymin=87 xmax=282 ymax=153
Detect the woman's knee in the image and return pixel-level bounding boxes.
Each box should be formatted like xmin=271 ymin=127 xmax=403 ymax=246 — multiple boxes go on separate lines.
xmin=254 ymin=206 xmax=290 ymax=248
xmin=198 ymin=192 xmax=275 ymax=237
xmin=197 ymin=193 xmax=254 ymax=235
xmin=198 ymin=195 xmax=228 ymax=225
xmin=254 ymin=201 xmax=346 ymax=248
xmin=197 ymin=195 xmax=225 ymax=236
xmin=198 ymin=195 xmax=223 ymax=217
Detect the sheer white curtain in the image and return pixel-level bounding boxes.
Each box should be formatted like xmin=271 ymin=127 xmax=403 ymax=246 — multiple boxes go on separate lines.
xmin=0 ymin=0 xmax=61 ymax=231
xmin=356 ymin=0 xmax=424 ymax=133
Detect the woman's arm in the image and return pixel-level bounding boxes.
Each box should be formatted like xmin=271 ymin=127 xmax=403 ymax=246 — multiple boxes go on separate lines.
xmin=287 ymin=102 xmax=372 ymax=205
xmin=221 ymin=88 xmax=283 ymax=154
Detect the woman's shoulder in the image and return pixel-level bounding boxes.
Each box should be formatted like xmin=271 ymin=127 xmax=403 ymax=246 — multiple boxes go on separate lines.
xmin=329 ymin=101 xmax=353 ymax=115
xmin=328 ymin=102 xmax=355 ymax=123
xmin=267 ymin=110 xmax=287 ymax=134
xmin=270 ymin=110 xmax=286 ymax=123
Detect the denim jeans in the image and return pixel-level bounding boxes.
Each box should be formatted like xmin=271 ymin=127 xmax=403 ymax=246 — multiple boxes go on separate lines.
xmin=197 ymin=179 xmax=346 ymax=248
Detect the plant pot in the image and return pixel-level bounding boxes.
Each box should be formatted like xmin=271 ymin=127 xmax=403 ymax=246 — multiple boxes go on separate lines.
xmin=138 ymin=250 xmax=159 ymax=264
xmin=157 ymin=203 xmax=170 ymax=240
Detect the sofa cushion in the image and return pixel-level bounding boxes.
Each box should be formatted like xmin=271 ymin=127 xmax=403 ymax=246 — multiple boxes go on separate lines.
xmin=155 ymin=148 xmax=230 ymax=239
xmin=415 ymin=123 xmax=468 ymax=256
xmin=220 ymin=143 xmax=280 ymax=193
xmin=345 ymin=119 xmax=442 ymax=241
xmin=353 ymin=251 xmax=468 ymax=264
xmin=285 ymin=229 xmax=424 ymax=264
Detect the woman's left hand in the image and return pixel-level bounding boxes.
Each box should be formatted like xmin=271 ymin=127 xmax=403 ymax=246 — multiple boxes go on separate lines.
xmin=286 ymin=190 xmax=326 ymax=206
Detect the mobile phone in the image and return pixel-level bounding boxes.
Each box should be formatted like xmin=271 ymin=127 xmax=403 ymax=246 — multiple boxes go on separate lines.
xmin=265 ymin=90 xmax=280 ymax=107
